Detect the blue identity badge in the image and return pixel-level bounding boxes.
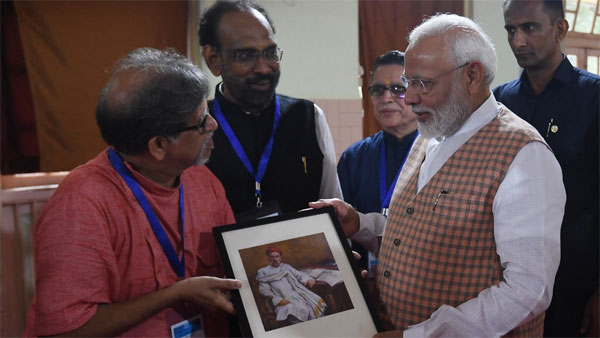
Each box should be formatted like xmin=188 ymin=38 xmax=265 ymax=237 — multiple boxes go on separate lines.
xmin=170 ymin=315 xmax=204 ymax=338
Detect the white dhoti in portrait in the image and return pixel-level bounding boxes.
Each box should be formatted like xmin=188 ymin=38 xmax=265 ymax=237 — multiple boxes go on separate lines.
xmin=256 ymin=263 xmax=326 ymax=322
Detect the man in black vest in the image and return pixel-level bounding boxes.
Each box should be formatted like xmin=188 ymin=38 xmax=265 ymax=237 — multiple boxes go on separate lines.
xmin=199 ymin=0 xmax=342 ymax=221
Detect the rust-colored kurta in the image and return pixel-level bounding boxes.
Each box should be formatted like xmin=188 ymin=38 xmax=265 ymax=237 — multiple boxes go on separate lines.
xmin=24 ymin=149 xmax=235 ymax=336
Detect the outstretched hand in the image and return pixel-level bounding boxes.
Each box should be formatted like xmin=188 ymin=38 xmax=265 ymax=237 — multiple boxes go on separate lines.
xmin=309 ymin=198 xmax=360 ymax=237
xmin=178 ymin=276 xmax=242 ymax=314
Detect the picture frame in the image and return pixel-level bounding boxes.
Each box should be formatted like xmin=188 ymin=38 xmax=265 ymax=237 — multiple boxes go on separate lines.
xmin=213 ymin=207 xmax=382 ymax=337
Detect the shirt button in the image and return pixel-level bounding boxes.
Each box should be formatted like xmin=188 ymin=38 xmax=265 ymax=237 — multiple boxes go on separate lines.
xmin=406 ymin=207 xmax=414 ymax=215
xmin=383 ymin=270 xmax=391 ymax=277
xmin=378 ymin=303 xmax=387 ymax=313
xmin=393 ymin=238 xmax=400 ymax=246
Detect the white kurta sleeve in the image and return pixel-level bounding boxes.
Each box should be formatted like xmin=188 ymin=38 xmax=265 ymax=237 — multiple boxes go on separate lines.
xmin=350 ymin=212 xmax=386 ymax=255
xmin=404 ymin=142 xmax=565 ymax=337
xmin=288 ymin=264 xmax=313 ymax=285
xmin=314 ymin=104 xmax=343 ymax=200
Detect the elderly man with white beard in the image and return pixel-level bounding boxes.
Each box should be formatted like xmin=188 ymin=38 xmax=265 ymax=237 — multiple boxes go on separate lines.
xmin=311 ymin=13 xmax=565 ymax=337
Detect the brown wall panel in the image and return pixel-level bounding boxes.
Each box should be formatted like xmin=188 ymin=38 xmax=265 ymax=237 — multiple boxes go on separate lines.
xmin=359 ymin=0 xmax=464 ymax=138
xmin=14 ymin=1 xmax=188 ymax=171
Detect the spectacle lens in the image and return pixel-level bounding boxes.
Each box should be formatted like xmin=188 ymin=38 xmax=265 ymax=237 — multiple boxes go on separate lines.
xmin=174 ymin=110 xmax=210 ymax=134
xmin=368 ymin=84 xmax=406 ymax=98
xmin=231 ymin=47 xmax=283 ymax=66
xmin=401 ymin=62 xmax=469 ymax=94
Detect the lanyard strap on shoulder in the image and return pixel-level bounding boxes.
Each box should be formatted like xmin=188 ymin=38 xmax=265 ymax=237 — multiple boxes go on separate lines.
xmin=108 ymin=148 xmax=186 ymax=278
xmin=379 ymin=131 xmax=419 ymax=214
xmin=213 ymin=97 xmax=281 ymax=208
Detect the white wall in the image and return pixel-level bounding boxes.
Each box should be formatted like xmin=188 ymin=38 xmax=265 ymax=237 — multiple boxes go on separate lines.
xmin=470 ymin=0 xmax=522 ymax=88
xmin=199 ymin=0 xmax=360 ymax=100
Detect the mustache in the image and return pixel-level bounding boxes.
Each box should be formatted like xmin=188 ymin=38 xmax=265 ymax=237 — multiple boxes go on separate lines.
xmin=411 ymin=105 xmax=429 ymax=114
xmin=247 ymin=74 xmax=277 ymax=83
xmin=514 ymin=48 xmax=533 ymax=54
xmin=204 ymin=131 xmax=214 ymax=143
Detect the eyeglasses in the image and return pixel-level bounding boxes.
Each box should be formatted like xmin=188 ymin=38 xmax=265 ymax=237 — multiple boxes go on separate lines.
xmin=226 ymin=47 xmax=283 ymax=67
xmin=173 ymin=110 xmax=210 ymax=135
xmin=401 ymin=62 xmax=470 ymax=94
xmin=367 ymin=83 xmax=407 ymax=99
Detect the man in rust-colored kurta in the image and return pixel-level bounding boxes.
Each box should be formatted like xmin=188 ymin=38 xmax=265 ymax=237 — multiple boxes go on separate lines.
xmin=24 ymin=48 xmax=242 ymax=336
xmin=25 ymin=152 xmax=235 ymax=336
xmin=311 ymin=14 xmax=565 ymax=337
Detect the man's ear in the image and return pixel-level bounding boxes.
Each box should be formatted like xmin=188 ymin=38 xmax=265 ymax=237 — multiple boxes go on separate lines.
xmin=465 ymin=61 xmax=485 ymax=94
xmin=202 ymin=45 xmax=222 ymax=77
xmin=147 ymin=136 xmax=168 ymax=161
xmin=555 ymin=18 xmax=569 ymax=43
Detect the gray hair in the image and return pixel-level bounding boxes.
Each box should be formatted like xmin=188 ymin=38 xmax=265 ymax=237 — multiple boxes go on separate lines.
xmin=96 ymin=47 xmax=209 ymax=155
xmin=408 ymin=13 xmax=497 ymax=86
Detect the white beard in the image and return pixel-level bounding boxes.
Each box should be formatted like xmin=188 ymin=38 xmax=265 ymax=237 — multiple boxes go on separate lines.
xmin=413 ymin=83 xmax=471 ymax=139
xmin=194 ymin=133 xmax=213 ymax=166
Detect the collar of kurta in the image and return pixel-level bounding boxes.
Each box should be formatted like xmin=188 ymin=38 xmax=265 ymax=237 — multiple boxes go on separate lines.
xmin=519 ymin=54 xmax=577 ymax=95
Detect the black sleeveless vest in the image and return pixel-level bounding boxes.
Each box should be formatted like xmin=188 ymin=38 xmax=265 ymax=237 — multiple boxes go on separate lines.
xmin=207 ymin=91 xmax=323 ymax=221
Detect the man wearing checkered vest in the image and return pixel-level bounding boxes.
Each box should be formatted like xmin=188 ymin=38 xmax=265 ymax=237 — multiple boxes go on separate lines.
xmin=311 ymin=13 xmax=565 ymax=337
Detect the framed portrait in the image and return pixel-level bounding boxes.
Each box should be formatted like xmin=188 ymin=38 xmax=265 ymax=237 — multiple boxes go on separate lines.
xmin=213 ymin=207 xmax=382 ymax=337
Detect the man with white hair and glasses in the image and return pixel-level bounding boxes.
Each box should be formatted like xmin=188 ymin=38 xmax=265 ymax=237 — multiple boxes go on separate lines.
xmin=311 ymin=13 xmax=565 ymax=336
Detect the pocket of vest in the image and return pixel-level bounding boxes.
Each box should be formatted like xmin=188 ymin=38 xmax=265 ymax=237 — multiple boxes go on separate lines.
xmin=430 ymin=190 xmax=487 ymax=229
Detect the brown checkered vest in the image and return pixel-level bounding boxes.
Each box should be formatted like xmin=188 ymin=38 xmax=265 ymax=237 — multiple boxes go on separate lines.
xmin=376 ymin=106 xmax=548 ymax=336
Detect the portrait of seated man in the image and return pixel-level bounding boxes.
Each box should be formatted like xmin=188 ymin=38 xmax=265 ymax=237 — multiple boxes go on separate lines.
xmin=239 ymin=233 xmax=355 ymax=332
xmin=256 ymin=247 xmax=327 ymax=325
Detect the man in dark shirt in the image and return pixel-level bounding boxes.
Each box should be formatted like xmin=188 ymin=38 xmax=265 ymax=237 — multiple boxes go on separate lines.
xmin=337 ymin=50 xmax=417 ymax=270
xmin=198 ymin=0 xmax=341 ymax=221
xmin=493 ymin=0 xmax=599 ymax=336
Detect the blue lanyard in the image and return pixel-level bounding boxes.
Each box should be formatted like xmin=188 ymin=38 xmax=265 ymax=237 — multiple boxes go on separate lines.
xmin=108 ymin=148 xmax=186 ymax=278
xmin=213 ymin=97 xmax=281 ymax=208
xmin=379 ymin=131 xmax=418 ymax=216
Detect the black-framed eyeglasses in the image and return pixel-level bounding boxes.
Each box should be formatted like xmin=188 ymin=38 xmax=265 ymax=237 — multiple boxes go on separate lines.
xmin=401 ymin=62 xmax=470 ymax=94
xmin=367 ymin=83 xmax=407 ymax=99
xmin=225 ymin=46 xmax=283 ymax=67
xmin=173 ymin=110 xmax=210 ymax=135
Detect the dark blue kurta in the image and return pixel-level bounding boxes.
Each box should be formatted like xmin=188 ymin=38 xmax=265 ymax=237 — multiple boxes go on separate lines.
xmin=337 ymin=129 xmax=417 ymax=268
